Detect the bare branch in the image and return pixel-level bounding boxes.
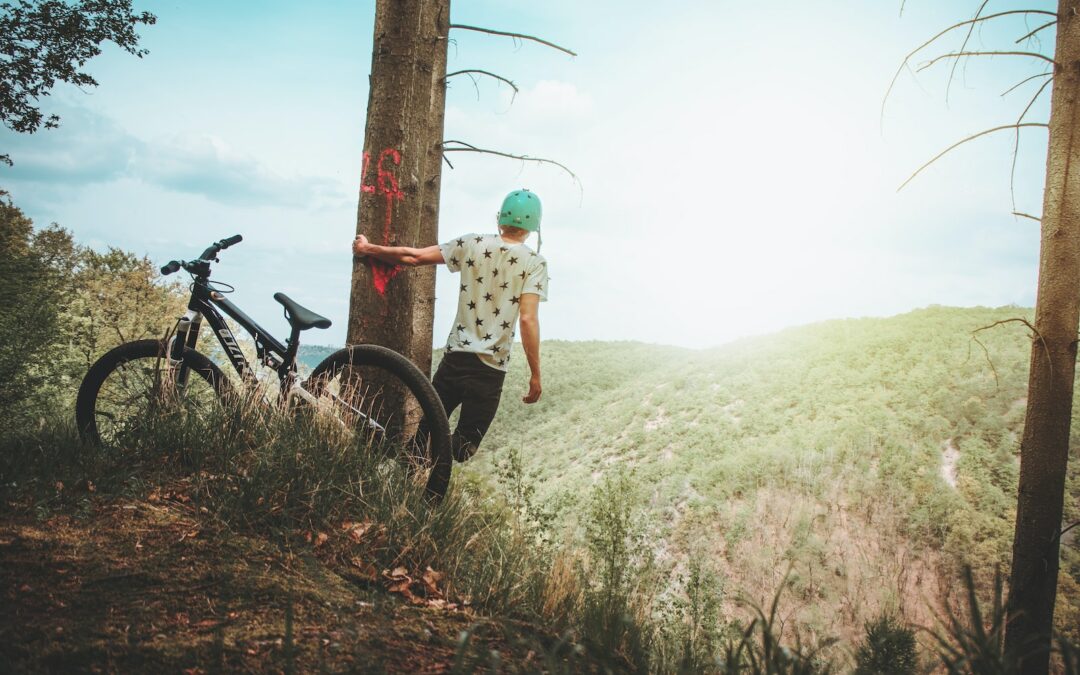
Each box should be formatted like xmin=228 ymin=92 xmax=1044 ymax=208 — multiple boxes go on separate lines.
xmin=1016 ymin=19 xmax=1057 ymax=44
xmin=947 ymin=0 xmax=990 ymax=106
xmin=881 ymin=9 xmax=1056 ymax=125
xmin=449 ymin=24 xmax=577 ymax=57
xmin=1001 ymin=71 xmax=1053 ymax=97
xmin=969 ymin=332 xmax=1000 ymax=388
xmin=442 ymin=154 xmax=454 ymax=169
xmin=972 ymin=318 xmax=1051 ymax=380
xmin=1013 ymin=211 xmax=1041 ymax=222
xmin=444 ymin=69 xmax=520 ymax=97
xmin=442 ymin=139 xmax=579 ymax=182
xmin=1011 ymin=77 xmax=1054 ymax=209
xmin=899 ymin=123 xmax=1049 ymax=192
xmin=918 ymin=51 xmax=1057 ymax=73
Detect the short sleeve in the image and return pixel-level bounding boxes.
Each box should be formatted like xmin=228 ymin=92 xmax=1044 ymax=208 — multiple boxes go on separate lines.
xmin=440 ymin=234 xmax=472 ymax=273
xmin=522 ymin=256 xmax=549 ymax=302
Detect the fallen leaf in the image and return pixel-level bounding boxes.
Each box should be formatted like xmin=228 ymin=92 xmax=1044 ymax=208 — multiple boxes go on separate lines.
xmin=314 ymin=532 xmax=328 ymax=548
xmin=350 ymin=557 xmax=378 ymax=580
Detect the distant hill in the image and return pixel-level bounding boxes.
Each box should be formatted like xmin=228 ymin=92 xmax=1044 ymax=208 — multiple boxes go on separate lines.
xmin=458 ymin=306 xmax=1080 ymax=642
xmin=294 ymin=307 xmax=1080 ymax=642
xmin=297 ymin=344 xmax=339 ymax=373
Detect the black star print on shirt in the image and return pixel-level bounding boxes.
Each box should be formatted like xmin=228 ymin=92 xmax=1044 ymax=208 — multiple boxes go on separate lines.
xmin=475 ymin=317 xmax=484 ymax=327
xmin=519 ymin=271 xmax=527 ymax=280
xmin=500 ymin=321 xmax=511 ymax=329
xmin=499 ymin=246 xmax=508 ymax=252
xmin=509 ymin=256 xmax=518 ymax=265
xmin=490 ymin=345 xmax=500 ymax=354
xmin=456 ymin=324 xmax=465 ymax=332
xmin=493 ymin=307 xmax=501 ymax=316
xmin=534 ymin=282 xmax=543 ymax=291
xmin=483 ymin=292 xmax=493 ymax=302
xmin=476 ymin=276 xmax=484 ymax=284
xmin=483 ymin=250 xmax=492 ymax=259
xmin=474 ymin=236 xmax=484 ymax=243
xmin=460 ymin=284 xmax=468 ymax=293
xmin=498 ymin=358 xmax=506 ymax=366
xmin=482 ymin=333 xmax=493 ymax=341
xmin=466 ymin=258 xmax=475 ymax=267
xmin=450 ymin=256 xmax=459 ymax=266
xmin=461 ymin=339 xmax=471 ymax=346
xmin=499 ymin=282 xmax=509 ymax=290
xmin=467 ymin=301 xmax=476 ymax=310
xmin=456 ymin=238 xmax=464 ymax=247
xmin=492 ymin=269 xmax=498 ymax=277
xmin=510 ymin=296 xmax=520 ymax=305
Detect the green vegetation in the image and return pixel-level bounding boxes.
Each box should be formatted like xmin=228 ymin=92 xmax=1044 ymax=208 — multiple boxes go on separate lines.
xmin=4 ymin=192 xmax=1080 ymax=670
xmin=468 ymin=304 xmax=1080 ymax=651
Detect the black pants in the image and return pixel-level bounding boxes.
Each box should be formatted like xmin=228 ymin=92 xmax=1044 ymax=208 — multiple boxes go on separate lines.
xmin=429 ymin=351 xmax=506 ymax=462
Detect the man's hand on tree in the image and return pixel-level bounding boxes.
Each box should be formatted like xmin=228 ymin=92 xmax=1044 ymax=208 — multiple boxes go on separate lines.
xmin=352 ymin=234 xmax=370 ymax=257
xmin=523 ymin=375 xmax=542 ymax=404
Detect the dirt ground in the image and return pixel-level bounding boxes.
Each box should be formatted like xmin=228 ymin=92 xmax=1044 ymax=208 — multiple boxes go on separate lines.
xmin=0 ymin=494 xmax=566 ymax=674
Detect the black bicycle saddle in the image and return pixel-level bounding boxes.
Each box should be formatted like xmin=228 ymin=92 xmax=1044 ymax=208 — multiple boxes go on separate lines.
xmin=273 ymin=293 xmax=331 ymax=331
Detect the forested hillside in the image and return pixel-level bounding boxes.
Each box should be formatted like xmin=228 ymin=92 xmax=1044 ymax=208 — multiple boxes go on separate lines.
xmin=4 ymin=192 xmax=1078 ymax=671
xmin=460 ymin=306 xmax=1080 ymax=643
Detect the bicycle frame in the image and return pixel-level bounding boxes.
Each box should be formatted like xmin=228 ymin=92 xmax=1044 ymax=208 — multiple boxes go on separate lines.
xmin=169 ymin=277 xmax=298 ymax=388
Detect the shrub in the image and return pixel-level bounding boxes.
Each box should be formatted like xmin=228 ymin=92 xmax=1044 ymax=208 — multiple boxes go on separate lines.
xmin=854 ymin=613 xmax=917 ymax=675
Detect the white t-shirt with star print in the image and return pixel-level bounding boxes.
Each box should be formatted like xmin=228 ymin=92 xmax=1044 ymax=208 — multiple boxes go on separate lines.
xmin=439 ymin=233 xmax=548 ymax=371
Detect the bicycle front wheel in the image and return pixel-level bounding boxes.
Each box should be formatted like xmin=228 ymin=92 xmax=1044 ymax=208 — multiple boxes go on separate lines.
xmin=306 ymin=345 xmax=452 ymax=500
xmin=76 ymin=339 xmax=228 ymax=447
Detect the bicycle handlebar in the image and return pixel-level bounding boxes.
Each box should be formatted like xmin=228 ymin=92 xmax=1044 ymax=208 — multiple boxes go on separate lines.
xmin=160 ymin=234 xmax=243 ymax=276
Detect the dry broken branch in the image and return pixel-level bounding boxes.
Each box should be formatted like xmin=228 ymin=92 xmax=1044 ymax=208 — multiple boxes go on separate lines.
xmin=1012 ymin=211 xmax=1041 ymax=222
xmin=972 ymin=318 xmax=1052 ymax=382
xmin=917 ymin=50 xmax=1057 ymax=73
xmin=1001 ymin=71 xmax=1053 ymax=97
xmin=442 ymin=139 xmax=579 ymax=182
xmin=1011 ymin=76 xmax=1055 ymax=209
xmin=898 ymin=123 xmax=1049 ymax=192
xmin=444 ymin=69 xmax=520 ymax=100
xmin=881 ymin=8 xmax=1057 ymax=123
xmin=1016 ymin=19 xmax=1058 ymax=45
xmin=449 ymin=24 xmax=577 ymax=57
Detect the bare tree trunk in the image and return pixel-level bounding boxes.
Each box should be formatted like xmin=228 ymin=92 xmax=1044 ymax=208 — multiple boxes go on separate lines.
xmin=1005 ymin=3 xmax=1080 ymax=671
xmin=348 ymin=0 xmax=450 ymax=376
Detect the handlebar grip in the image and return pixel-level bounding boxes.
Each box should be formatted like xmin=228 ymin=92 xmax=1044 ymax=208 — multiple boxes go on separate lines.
xmin=161 ymin=260 xmax=182 ymax=275
xmin=219 ymin=234 xmax=243 ymax=248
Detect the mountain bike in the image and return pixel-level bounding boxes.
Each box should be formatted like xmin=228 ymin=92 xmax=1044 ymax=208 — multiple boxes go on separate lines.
xmin=74 ymin=235 xmax=453 ymax=498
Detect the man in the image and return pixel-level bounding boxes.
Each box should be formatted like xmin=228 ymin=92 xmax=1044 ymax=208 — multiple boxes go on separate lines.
xmin=351 ymin=188 xmax=548 ymax=462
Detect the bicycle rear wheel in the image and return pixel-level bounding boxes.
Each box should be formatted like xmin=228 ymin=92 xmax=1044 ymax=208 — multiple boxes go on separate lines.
xmin=76 ymin=339 xmax=228 ymax=447
xmin=306 ymin=345 xmax=452 ymax=500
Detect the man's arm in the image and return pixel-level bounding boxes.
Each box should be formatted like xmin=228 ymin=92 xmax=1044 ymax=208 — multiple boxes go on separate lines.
xmin=519 ymin=293 xmax=542 ymax=404
xmin=352 ymin=234 xmax=445 ymax=267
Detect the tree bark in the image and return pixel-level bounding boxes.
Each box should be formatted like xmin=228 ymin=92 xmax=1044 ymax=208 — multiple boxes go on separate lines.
xmin=348 ymin=0 xmax=450 ymax=376
xmin=1005 ymin=3 xmax=1080 ymax=671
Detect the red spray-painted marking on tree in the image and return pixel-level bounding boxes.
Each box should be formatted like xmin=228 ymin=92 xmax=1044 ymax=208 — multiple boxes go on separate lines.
xmin=360 ymin=148 xmax=405 ymax=295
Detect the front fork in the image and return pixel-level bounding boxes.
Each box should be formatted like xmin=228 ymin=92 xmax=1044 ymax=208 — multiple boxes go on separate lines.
xmin=167 ymin=309 xmax=203 ymax=392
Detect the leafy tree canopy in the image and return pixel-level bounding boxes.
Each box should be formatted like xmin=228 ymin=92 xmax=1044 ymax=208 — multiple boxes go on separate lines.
xmin=0 ymin=0 xmax=155 ymax=164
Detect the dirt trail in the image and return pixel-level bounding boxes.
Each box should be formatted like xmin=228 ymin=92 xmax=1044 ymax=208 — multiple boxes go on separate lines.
xmin=941 ymin=438 xmax=960 ymax=489
xmin=0 ymin=497 xmax=542 ymax=673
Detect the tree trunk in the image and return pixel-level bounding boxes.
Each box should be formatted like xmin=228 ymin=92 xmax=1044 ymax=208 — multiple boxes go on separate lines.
xmin=1005 ymin=3 xmax=1080 ymax=671
xmin=347 ymin=0 xmax=450 ymax=376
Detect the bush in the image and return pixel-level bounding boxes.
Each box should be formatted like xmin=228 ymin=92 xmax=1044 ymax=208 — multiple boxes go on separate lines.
xmin=854 ymin=613 xmax=917 ymax=675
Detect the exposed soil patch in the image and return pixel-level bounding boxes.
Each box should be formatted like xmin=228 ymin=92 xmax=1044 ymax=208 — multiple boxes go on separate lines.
xmin=0 ymin=497 xmax=558 ymax=673
xmin=941 ymin=438 xmax=960 ymax=490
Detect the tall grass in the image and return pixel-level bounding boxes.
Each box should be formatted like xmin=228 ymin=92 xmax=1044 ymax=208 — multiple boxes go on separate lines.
xmin=6 ymin=394 xmax=1078 ymax=673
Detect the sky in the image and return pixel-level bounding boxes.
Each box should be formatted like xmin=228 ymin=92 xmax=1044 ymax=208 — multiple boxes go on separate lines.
xmin=0 ymin=0 xmax=1058 ymax=348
